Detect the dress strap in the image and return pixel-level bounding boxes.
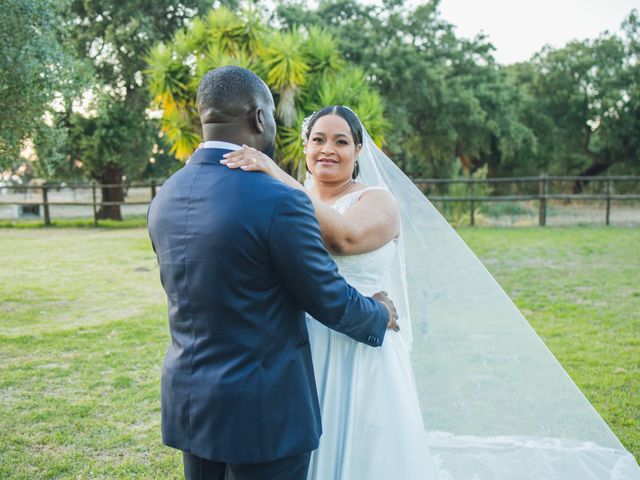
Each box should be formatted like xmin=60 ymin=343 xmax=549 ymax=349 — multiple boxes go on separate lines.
xmin=338 ymin=185 xmax=388 ymax=200
xmin=332 ymin=186 xmax=389 ymax=213
xmin=356 ymin=185 xmax=388 ymax=194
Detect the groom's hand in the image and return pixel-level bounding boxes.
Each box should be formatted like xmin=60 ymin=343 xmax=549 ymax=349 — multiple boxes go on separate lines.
xmin=373 ymin=291 xmax=400 ymax=332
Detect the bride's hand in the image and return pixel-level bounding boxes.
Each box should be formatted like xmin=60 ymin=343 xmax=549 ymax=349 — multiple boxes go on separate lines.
xmin=220 ymin=146 xmax=277 ymax=177
xmin=373 ymin=291 xmax=400 ymax=332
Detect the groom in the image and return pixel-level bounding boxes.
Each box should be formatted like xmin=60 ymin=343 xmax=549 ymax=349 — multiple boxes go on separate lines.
xmin=147 ymin=66 xmax=397 ymax=480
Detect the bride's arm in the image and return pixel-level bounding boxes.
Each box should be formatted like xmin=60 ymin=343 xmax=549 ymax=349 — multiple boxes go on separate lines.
xmin=221 ymin=146 xmax=302 ymax=190
xmin=317 ymin=189 xmax=400 ymax=255
xmin=221 ymin=147 xmax=400 ymax=255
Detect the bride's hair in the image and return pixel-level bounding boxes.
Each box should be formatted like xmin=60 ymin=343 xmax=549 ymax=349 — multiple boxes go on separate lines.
xmin=304 ymin=105 xmax=363 ymax=179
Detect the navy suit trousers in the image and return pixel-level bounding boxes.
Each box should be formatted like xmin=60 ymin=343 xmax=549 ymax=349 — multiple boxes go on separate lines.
xmin=183 ymin=451 xmax=312 ymax=480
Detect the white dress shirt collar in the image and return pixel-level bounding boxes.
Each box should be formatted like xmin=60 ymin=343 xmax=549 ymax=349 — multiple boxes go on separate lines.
xmin=202 ymin=141 xmax=242 ymax=151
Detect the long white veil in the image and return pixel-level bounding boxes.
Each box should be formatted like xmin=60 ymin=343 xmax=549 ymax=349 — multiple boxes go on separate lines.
xmin=354 ymin=124 xmax=640 ymax=479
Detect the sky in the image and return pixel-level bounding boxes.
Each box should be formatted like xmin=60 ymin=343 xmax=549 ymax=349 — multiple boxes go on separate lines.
xmin=435 ymin=0 xmax=638 ymax=64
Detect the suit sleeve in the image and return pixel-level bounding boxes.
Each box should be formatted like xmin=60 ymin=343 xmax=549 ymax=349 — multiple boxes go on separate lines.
xmin=268 ymin=188 xmax=388 ymax=347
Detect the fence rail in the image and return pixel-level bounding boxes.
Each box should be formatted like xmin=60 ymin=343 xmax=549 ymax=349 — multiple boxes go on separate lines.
xmin=0 ymin=180 xmax=159 ymax=227
xmin=1 ymin=175 xmax=639 ymax=227
xmin=413 ymin=174 xmax=640 ymax=226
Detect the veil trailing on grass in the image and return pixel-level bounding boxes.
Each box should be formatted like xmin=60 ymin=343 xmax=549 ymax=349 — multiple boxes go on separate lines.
xmin=354 ymin=125 xmax=640 ymax=479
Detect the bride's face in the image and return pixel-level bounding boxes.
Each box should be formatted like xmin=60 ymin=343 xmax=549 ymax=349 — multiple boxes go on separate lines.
xmin=305 ymin=114 xmax=361 ymax=183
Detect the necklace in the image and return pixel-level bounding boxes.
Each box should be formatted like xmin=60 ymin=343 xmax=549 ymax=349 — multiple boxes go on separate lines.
xmin=323 ymin=179 xmax=356 ymax=202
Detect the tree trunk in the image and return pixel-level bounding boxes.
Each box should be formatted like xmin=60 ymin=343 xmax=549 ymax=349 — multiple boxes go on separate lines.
xmin=456 ymin=142 xmax=472 ymax=172
xmin=572 ymin=134 xmax=614 ymax=193
xmin=97 ymin=164 xmax=124 ymax=220
xmin=572 ymin=160 xmax=613 ymax=193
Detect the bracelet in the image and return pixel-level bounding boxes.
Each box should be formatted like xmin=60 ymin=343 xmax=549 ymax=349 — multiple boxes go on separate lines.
xmin=381 ymin=302 xmax=393 ymax=328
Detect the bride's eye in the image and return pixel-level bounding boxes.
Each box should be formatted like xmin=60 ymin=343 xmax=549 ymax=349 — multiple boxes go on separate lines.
xmin=312 ymin=137 xmax=323 ymax=143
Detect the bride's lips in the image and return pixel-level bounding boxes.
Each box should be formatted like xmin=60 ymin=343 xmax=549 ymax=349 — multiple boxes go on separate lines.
xmin=316 ymin=158 xmax=339 ymax=165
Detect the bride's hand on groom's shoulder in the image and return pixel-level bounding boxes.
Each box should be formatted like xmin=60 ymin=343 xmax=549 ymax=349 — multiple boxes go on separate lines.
xmin=373 ymin=291 xmax=400 ymax=332
xmin=220 ymin=146 xmax=277 ymax=177
xmin=221 ymin=146 xmax=305 ymax=191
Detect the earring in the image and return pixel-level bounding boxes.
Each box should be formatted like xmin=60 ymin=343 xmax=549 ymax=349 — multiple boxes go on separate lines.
xmin=352 ymin=161 xmax=360 ymax=180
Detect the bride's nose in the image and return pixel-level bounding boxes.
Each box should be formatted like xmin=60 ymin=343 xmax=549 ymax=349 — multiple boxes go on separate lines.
xmin=320 ymin=144 xmax=335 ymax=156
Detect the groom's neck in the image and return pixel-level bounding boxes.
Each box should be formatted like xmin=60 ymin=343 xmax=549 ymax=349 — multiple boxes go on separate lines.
xmin=202 ymin=123 xmax=252 ymax=147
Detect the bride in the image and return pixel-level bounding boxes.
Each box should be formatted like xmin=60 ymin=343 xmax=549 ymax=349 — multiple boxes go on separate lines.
xmin=221 ymin=105 xmax=640 ymax=479
xmin=222 ymin=105 xmax=437 ymax=479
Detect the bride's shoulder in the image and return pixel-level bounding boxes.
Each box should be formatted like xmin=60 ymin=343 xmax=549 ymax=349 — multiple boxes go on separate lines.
xmin=354 ymin=183 xmax=395 ymax=200
xmin=352 ymin=184 xmax=399 ymax=212
xmin=348 ymin=182 xmax=388 ymax=195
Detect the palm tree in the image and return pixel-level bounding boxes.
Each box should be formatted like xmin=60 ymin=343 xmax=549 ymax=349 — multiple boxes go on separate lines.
xmin=146 ymin=6 xmax=387 ymax=177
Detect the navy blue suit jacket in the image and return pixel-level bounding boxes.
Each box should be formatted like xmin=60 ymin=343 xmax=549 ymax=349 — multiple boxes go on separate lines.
xmin=147 ymin=148 xmax=388 ymax=463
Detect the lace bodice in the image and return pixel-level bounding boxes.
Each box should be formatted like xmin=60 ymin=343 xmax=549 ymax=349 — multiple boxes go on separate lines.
xmin=329 ymin=188 xmax=397 ymax=296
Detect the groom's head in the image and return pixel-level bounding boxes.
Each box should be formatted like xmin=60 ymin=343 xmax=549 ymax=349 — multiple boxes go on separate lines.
xmin=197 ymin=66 xmax=276 ymax=158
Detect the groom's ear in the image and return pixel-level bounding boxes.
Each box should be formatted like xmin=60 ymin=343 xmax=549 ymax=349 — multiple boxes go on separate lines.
xmin=250 ymin=108 xmax=266 ymax=134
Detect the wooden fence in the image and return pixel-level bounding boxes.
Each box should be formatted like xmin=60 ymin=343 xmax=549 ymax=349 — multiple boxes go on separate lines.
xmin=0 ymin=181 xmax=158 ymax=227
xmin=0 ymin=175 xmax=639 ymax=227
xmin=414 ymin=174 xmax=640 ymax=226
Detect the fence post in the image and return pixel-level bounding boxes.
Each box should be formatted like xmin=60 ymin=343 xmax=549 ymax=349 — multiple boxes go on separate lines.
xmin=538 ymin=173 xmax=547 ymax=226
xmin=42 ymin=182 xmax=51 ymax=226
xmin=150 ymin=180 xmax=157 ymax=200
xmin=469 ymin=178 xmax=475 ymax=227
xmin=92 ymin=181 xmax=98 ymax=227
xmin=605 ymin=177 xmax=612 ymax=226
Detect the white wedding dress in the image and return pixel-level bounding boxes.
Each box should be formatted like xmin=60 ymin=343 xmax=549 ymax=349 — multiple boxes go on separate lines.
xmin=305 ymin=187 xmax=438 ymax=480
xmin=298 ymin=116 xmax=640 ymax=479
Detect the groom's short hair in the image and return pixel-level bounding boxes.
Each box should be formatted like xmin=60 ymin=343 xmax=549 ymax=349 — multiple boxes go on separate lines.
xmin=197 ymin=66 xmax=272 ymax=119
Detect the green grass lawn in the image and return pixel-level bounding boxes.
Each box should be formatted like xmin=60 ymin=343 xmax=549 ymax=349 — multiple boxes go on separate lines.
xmin=0 ymin=227 xmax=638 ymax=478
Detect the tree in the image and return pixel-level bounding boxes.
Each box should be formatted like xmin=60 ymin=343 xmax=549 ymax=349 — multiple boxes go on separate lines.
xmin=146 ymin=6 xmax=388 ymax=178
xmin=0 ymin=0 xmax=85 ymax=171
xmin=57 ymin=0 xmax=212 ymax=219
xmin=515 ymin=10 xmax=640 ymax=188
xmin=274 ymin=0 xmax=536 ymax=179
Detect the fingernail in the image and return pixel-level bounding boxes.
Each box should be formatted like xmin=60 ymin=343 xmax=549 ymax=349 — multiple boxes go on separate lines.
xmin=223 ymin=153 xmax=229 ymax=157
xmin=220 ymin=160 xmax=227 ymax=164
